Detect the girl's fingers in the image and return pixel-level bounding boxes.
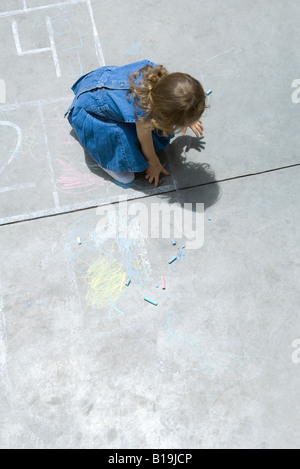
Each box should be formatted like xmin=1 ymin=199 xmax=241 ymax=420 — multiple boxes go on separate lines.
xmin=191 ymin=126 xmax=200 ymax=137
xmin=183 ymin=121 xmax=204 ymax=138
xmin=145 ymin=166 xmax=170 ymax=187
xmin=194 ymin=124 xmax=203 ymax=136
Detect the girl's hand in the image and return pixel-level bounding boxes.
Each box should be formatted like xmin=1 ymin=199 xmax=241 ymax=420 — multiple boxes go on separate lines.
xmin=145 ymin=162 xmax=170 ymax=188
xmin=182 ymin=120 xmax=204 ymax=138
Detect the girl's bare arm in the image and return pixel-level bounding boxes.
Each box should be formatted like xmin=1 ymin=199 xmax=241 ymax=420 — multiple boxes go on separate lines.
xmin=136 ymin=122 xmax=170 ymax=188
xmin=136 ymin=122 xmax=160 ymax=165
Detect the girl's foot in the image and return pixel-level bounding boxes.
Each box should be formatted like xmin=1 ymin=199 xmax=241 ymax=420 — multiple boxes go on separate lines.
xmin=99 ymin=167 xmax=135 ymax=184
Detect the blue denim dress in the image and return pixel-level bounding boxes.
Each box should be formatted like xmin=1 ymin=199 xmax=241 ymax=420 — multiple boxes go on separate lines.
xmin=65 ymin=59 xmax=172 ymax=172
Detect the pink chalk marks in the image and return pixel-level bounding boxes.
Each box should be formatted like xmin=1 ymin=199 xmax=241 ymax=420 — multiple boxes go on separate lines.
xmin=45 ymin=104 xmax=106 ymax=194
xmin=55 ymin=158 xmax=105 ymax=194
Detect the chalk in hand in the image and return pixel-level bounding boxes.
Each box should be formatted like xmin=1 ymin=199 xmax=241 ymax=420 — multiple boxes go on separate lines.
xmin=168 ymin=256 xmax=177 ymax=264
xmin=144 ymin=296 xmax=158 ymax=306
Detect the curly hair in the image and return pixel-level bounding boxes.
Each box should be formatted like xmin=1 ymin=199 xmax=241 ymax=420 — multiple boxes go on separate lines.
xmin=128 ymin=64 xmax=208 ymax=136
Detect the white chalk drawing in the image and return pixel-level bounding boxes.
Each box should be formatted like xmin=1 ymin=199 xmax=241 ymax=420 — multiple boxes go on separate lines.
xmin=205 ymin=47 xmax=240 ymax=63
xmin=1 ymin=0 xmax=105 ymax=68
xmin=86 ymin=0 xmax=105 ymax=66
xmin=0 ymin=121 xmax=22 ymax=176
xmin=2 ymin=0 xmax=104 ymax=99
xmin=12 ymin=16 xmax=61 ymax=78
xmin=0 ymin=183 xmax=36 ymax=194
xmin=0 ymin=0 xmax=84 ymax=17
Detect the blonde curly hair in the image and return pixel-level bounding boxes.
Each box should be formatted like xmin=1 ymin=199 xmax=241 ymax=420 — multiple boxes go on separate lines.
xmin=128 ymin=64 xmax=208 ymax=136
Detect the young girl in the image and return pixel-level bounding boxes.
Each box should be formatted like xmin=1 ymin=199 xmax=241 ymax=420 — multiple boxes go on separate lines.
xmin=65 ymin=59 xmax=207 ymax=187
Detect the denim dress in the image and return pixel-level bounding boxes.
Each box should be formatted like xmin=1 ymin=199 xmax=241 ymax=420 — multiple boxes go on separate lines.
xmin=65 ymin=59 xmax=172 ymax=173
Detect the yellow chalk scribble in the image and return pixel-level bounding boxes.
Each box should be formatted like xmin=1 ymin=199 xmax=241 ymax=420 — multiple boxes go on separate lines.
xmin=84 ymin=255 xmax=126 ymax=311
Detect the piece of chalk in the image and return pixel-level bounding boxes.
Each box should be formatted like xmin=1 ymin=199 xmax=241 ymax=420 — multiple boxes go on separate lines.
xmin=161 ymin=276 xmax=166 ymax=290
xmin=144 ymin=296 xmax=158 ymax=306
xmin=206 ymin=89 xmax=212 ymax=95
xmin=168 ymin=256 xmax=177 ymax=264
xmin=125 ymin=279 xmax=131 ymax=286
xmin=77 ymin=237 xmax=82 ymax=244
xmin=172 ymin=239 xmax=176 ymax=245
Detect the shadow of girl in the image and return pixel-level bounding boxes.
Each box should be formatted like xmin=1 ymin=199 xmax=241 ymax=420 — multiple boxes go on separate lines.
xmin=70 ymin=129 xmax=221 ymax=211
xmin=153 ymin=134 xmax=221 ymax=211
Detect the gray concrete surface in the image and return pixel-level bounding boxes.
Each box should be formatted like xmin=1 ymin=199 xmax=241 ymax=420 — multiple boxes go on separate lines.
xmin=0 ymin=0 xmax=299 ymax=449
